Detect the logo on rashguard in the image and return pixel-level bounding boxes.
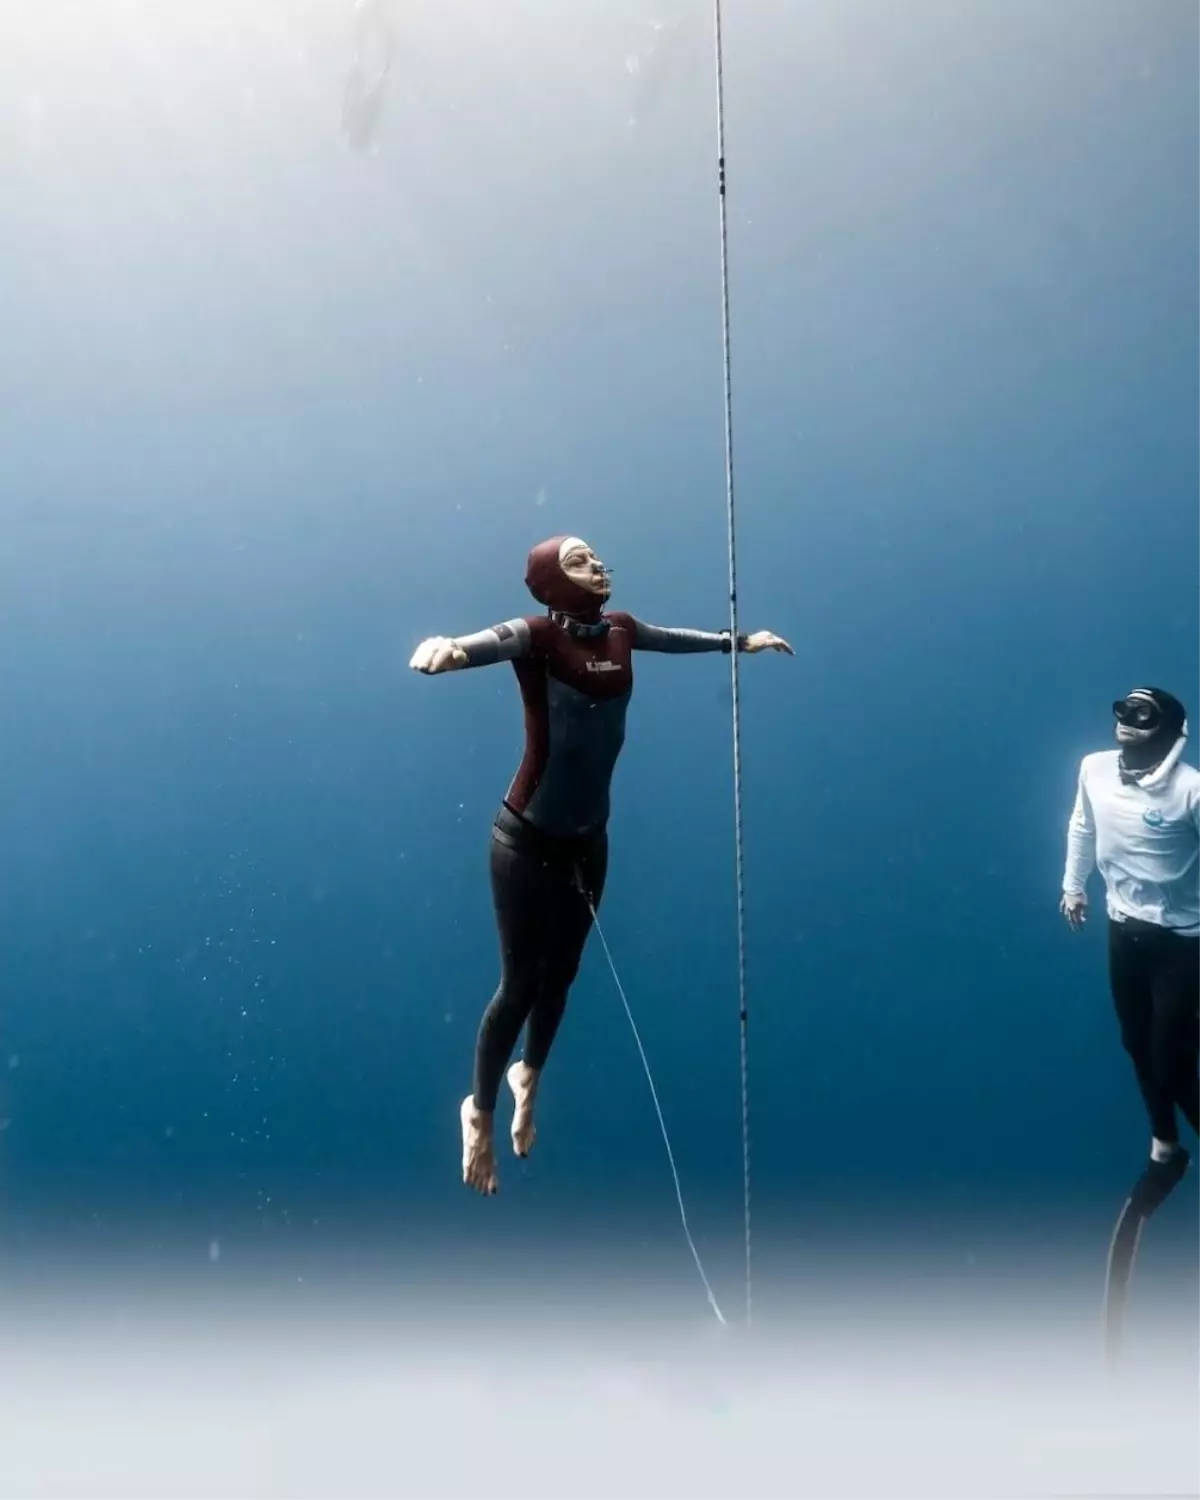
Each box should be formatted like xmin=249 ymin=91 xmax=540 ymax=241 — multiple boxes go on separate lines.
xmin=585 ymin=660 xmax=621 ymax=674
xmin=1142 ymin=808 xmax=1165 ymax=829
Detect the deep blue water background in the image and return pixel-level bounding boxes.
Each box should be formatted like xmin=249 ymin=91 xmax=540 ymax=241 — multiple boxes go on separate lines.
xmin=0 ymin=0 xmax=1196 ymax=1298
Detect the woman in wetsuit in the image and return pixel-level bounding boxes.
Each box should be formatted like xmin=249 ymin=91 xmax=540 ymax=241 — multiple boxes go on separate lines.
xmin=410 ymin=534 xmax=793 ymax=1194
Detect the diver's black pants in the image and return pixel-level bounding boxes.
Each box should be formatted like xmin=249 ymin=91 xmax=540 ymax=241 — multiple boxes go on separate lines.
xmin=472 ymin=804 xmax=608 ymax=1113
xmin=1108 ymin=918 xmax=1199 ymax=1144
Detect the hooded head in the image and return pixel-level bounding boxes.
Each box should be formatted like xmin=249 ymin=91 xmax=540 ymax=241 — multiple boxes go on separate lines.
xmin=525 ymin=535 xmax=611 ymax=619
xmin=1113 ymin=686 xmax=1188 ymax=778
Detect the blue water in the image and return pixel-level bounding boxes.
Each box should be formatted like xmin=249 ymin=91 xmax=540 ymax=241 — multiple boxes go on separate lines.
xmin=0 ymin=0 xmax=1196 ymax=1303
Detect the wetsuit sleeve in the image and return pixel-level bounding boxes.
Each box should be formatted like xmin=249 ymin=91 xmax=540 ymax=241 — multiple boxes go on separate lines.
xmin=452 ymin=618 xmax=535 ymax=668
xmin=621 ymin=615 xmax=737 ymax=654
xmin=1063 ymin=760 xmax=1097 ymax=896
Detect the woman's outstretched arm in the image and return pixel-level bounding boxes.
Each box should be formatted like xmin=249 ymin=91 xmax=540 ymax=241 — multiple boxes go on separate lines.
xmin=617 ymin=615 xmax=794 ymax=656
xmin=410 ymin=618 xmax=538 ymax=674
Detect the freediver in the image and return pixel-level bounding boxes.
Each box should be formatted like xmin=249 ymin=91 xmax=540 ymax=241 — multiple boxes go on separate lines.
xmin=1061 ymin=687 xmax=1199 ymax=1212
xmin=410 ymin=535 xmax=793 ymax=1195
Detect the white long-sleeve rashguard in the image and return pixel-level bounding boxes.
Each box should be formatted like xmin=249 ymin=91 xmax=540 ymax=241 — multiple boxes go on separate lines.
xmin=1063 ymin=746 xmax=1200 ymax=935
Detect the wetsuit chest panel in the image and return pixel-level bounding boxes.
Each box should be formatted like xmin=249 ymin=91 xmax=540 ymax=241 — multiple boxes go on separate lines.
xmin=505 ymin=616 xmax=635 ymax=837
xmin=523 ymin=678 xmax=631 ymax=836
xmin=540 ymin=619 xmax=634 ymax=698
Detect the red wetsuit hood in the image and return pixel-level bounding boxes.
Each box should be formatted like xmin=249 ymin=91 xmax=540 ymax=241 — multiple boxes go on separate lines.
xmin=525 ymin=535 xmax=604 ymax=619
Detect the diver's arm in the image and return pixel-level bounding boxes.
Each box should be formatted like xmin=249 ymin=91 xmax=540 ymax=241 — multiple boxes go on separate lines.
xmin=626 ymin=618 xmax=738 ymax=654
xmin=623 ymin=617 xmax=794 ymax=656
xmin=1062 ymin=765 xmax=1097 ymax=897
xmin=410 ymin=618 xmax=534 ymax=674
xmin=451 ymin=618 xmax=535 ymax=667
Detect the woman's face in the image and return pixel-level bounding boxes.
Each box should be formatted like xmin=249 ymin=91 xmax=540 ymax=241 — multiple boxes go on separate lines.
xmin=558 ymin=537 xmax=611 ymax=601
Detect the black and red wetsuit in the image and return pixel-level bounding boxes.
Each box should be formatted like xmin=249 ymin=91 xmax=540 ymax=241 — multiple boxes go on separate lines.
xmin=454 ymin=609 xmax=733 ymax=1111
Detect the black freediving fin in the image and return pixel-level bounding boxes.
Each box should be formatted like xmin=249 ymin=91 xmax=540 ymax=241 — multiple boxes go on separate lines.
xmin=1102 ymin=1148 xmax=1190 ymax=1371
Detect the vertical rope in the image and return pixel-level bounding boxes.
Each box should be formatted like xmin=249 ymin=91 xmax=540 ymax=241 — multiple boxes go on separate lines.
xmin=710 ymin=0 xmax=752 ymax=1331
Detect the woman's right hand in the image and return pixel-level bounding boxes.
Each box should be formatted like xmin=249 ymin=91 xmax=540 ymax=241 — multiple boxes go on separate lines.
xmin=410 ymin=636 xmax=468 ymax=674
xmin=1060 ymin=892 xmax=1087 ymax=930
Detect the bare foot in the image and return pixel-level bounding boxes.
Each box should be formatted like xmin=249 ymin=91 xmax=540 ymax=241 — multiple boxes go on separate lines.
xmin=506 ymin=1062 xmax=540 ymax=1158
xmin=460 ymin=1096 xmax=498 ymax=1195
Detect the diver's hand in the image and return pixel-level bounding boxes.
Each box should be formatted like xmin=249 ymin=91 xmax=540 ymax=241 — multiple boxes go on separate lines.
xmin=741 ymin=630 xmax=794 ymax=656
xmin=1060 ymin=892 xmax=1087 ymax=931
xmin=410 ymin=636 xmax=468 ymax=674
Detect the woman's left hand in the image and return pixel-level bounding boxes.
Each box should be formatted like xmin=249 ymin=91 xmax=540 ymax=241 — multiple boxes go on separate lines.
xmin=741 ymin=630 xmax=794 ymax=655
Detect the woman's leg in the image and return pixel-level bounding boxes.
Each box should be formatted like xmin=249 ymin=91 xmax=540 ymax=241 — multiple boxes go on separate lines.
xmin=461 ymin=829 xmax=553 ymax=1194
xmin=508 ymin=833 xmax=610 ymax=1157
xmin=472 ymin=835 xmax=547 ymax=1112
xmin=522 ymin=833 xmax=609 ymax=1074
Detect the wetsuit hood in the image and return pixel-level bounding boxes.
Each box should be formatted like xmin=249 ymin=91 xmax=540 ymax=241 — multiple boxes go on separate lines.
xmin=525 ymin=535 xmax=605 ymax=620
